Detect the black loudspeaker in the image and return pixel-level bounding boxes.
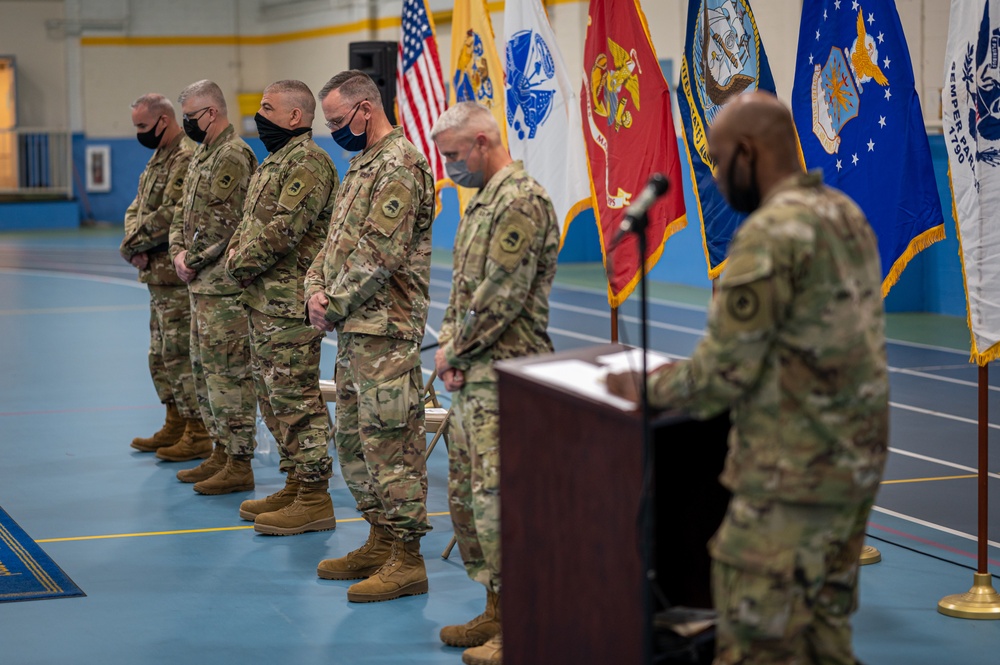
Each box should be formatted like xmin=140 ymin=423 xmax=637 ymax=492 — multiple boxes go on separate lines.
xmin=349 ymin=41 xmax=398 ymax=124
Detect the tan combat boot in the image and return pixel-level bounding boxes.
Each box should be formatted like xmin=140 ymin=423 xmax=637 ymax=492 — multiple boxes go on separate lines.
xmin=239 ymin=473 xmax=300 ymax=521
xmin=317 ymin=523 xmax=394 ymax=580
xmin=253 ymin=479 xmax=336 ymax=535
xmin=176 ymin=444 xmax=227 ymax=483
xmin=155 ymin=418 xmax=212 ymax=462
xmin=346 ymin=538 xmax=428 ymax=602
xmin=462 ymin=633 xmax=502 ymax=665
xmin=131 ymin=402 xmax=185 ymax=452
xmin=441 ymin=589 xmax=501 ymax=647
xmin=193 ymin=455 xmax=254 ymax=495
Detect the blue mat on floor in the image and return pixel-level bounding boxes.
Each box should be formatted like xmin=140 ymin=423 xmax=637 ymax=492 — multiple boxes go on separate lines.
xmin=0 ymin=506 xmax=84 ymax=603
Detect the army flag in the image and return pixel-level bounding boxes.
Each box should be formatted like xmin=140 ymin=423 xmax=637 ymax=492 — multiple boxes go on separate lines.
xmin=503 ymin=0 xmax=592 ymax=244
xmin=944 ymin=0 xmax=1000 ymax=364
xmin=582 ymin=0 xmax=687 ymax=307
xmin=397 ymin=0 xmax=448 ymax=186
xmin=677 ymin=0 xmax=777 ymax=279
xmin=791 ymin=0 xmax=944 ymax=296
xmin=449 ymin=0 xmax=508 ymax=212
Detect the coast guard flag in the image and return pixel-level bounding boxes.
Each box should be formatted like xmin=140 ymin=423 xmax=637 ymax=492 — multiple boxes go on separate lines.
xmin=944 ymin=0 xmax=1000 ymax=364
xmin=397 ymin=0 xmax=448 ymax=187
xmin=504 ymin=0 xmax=592 ymax=245
xmin=450 ymin=0 xmax=507 ymax=212
xmin=677 ymin=0 xmax=777 ymax=279
xmin=791 ymin=0 xmax=944 ymax=296
xmin=582 ymin=0 xmax=687 ymax=307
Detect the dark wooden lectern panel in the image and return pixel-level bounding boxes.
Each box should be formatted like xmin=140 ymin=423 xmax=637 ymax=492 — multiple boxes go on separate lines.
xmin=497 ymin=344 xmax=731 ymax=665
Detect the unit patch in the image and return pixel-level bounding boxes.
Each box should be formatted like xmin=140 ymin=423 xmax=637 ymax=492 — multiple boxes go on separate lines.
xmin=488 ymin=213 xmax=534 ymax=272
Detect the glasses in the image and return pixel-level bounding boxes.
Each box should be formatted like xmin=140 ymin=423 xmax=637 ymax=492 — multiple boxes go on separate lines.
xmin=182 ymin=107 xmax=211 ymax=122
xmin=325 ymin=102 xmax=362 ymax=131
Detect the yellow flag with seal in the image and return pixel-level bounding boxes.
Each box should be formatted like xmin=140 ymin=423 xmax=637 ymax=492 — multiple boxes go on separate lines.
xmin=448 ymin=0 xmax=508 ymax=212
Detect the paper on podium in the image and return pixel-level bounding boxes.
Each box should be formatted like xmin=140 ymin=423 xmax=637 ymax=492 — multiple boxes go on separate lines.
xmin=520 ymin=359 xmax=639 ymax=411
xmin=594 ymin=348 xmax=676 ymax=373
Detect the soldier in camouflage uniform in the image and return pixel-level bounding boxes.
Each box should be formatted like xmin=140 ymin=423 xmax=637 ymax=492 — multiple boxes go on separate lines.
xmin=121 ymin=93 xmax=211 ymax=456
xmin=167 ymin=80 xmax=259 ymax=494
xmin=225 ymin=80 xmax=338 ymax=534
xmin=608 ymin=93 xmax=889 ymax=665
xmin=306 ymin=70 xmax=433 ymax=603
xmin=430 ymin=102 xmax=560 ymax=665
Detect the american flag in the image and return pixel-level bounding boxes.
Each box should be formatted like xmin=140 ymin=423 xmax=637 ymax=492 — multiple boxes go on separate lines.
xmin=397 ymin=0 xmax=447 ymax=183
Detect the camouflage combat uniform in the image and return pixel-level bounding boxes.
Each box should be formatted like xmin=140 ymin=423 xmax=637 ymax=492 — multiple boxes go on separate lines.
xmin=121 ymin=132 xmax=199 ymax=420
xmin=169 ymin=124 xmax=259 ymax=456
xmin=645 ymin=172 xmax=888 ymax=665
xmin=227 ymin=132 xmax=337 ymax=483
xmin=438 ymin=161 xmax=559 ymax=594
xmin=304 ymin=127 xmax=434 ymax=541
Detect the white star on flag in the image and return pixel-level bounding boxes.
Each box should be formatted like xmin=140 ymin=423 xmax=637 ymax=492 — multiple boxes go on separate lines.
xmin=836 ymin=159 xmax=843 ymax=171
xmin=867 ymin=139 xmax=875 ymax=151
xmin=883 ymin=56 xmax=891 ymax=69
xmin=878 ymin=115 xmax=886 ymax=128
xmin=884 ymin=88 xmax=892 ymax=101
xmin=852 ymin=153 xmax=859 ymax=165
xmin=868 ymin=12 xmax=875 ymax=25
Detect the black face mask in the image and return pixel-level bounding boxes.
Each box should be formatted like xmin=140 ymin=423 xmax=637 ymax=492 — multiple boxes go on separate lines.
xmin=136 ymin=116 xmax=165 ymax=150
xmin=183 ymin=111 xmax=209 ymax=144
xmin=254 ymin=112 xmax=311 ymax=154
xmin=725 ymin=146 xmax=761 ymax=213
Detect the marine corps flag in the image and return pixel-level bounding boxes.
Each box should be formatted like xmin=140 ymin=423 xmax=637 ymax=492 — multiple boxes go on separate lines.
xmin=944 ymin=0 xmax=1000 ymax=363
xmin=677 ymin=0 xmax=777 ymax=279
xmin=504 ymin=0 xmax=592 ymax=245
xmin=791 ymin=0 xmax=944 ymax=296
xmin=582 ymin=0 xmax=687 ymax=307
xmin=449 ymin=0 xmax=507 ymax=212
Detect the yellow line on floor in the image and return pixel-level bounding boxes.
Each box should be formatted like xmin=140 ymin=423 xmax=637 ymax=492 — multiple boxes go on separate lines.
xmin=881 ymin=474 xmax=978 ymax=485
xmin=34 ymin=511 xmax=452 ymax=543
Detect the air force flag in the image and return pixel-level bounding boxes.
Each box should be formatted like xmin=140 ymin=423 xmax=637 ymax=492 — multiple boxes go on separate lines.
xmin=677 ymin=0 xmax=777 ymax=279
xmin=945 ymin=0 xmax=1000 ymax=364
xmin=504 ymin=0 xmax=592 ymax=243
xmin=791 ymin=0 xmax=944 ymax=296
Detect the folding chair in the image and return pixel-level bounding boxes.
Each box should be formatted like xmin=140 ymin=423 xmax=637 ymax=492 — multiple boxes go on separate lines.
xmin=318 ymin=372 xmax=458 ymax=560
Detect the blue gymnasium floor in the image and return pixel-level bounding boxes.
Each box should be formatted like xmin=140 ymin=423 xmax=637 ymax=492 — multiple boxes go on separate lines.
xmin=0 ymin=229 xmax=998 ymax=664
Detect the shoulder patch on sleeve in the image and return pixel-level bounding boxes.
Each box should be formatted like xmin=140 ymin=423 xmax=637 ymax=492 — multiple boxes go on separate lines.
xmin=369 ymin=180 xmax=413 ymax=236
xmin=278 ymin=169 xmax=318 ymax=211
xmin=210 ymin=161 xmax=243 ymax=201
xmin=488 ymin=211 xmax=536 ymax=273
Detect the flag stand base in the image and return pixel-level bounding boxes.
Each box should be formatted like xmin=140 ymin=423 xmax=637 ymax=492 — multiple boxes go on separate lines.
xmin=938 ymin=573 xmax=1000 ymax=619
xmin=859 ymin=545 xmax=881 ymax=566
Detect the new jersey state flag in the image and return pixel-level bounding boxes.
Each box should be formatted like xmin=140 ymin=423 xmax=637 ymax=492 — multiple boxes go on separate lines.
xmin=582 ymin=0 xmax=687 ymax=307
xmin=449 ymin=0 xmax=507 ymax=212
xmin=504 ymin=0 xmax=592 ymax=245
xmin=944 ymin=0 xmax=1000 ymax=364
xmin=677 ymin=0 xmax=777 ymax=279
xmin=791 ymin=0 xmax=944 ymax=296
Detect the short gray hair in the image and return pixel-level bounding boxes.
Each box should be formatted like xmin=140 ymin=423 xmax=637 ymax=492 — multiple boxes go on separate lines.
xmin=318 ymin=70 xmax=381 ymax=107
xmin=131 ymin=93 xmax=175 ymax=119
xmin=264 ymin=79 xmax=316 ymax=117
xmin=178 ymin=80 xmax=227 ymax=115
xmin=431 ymin=102 xmax=499 ymax=142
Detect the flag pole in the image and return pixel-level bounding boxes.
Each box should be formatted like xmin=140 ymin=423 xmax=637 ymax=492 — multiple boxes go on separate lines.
xmin=938 ymin=363 xmax=1000 ymax=618
xmin=610 ymin=306 xmax=619 ymax=343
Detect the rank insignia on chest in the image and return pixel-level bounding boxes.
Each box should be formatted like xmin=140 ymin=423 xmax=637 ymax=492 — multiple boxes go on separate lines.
xmin=173 ymin=177 xmax=184 ymax=189
xmin=382 ymin=197 xmax=402 ymax=218
xmin=218 ymin=174 xmax=234 ymax=189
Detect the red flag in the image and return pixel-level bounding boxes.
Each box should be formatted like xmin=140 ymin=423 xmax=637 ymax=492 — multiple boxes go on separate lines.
xmin=397 ymin=0 xmax=448 ymax=185
xmin=582 ymin=0 xmax=686 ymax=307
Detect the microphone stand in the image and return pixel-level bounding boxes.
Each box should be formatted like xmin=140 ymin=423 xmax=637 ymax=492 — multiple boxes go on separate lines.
xmin=623 ymin=208 xmax=657 ymax=663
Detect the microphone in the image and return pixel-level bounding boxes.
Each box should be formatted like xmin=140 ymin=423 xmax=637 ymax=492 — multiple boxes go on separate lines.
xmin=613 ymin=173 xmax=670 ymax=245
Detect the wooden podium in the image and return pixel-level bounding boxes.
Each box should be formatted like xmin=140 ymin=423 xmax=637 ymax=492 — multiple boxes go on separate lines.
xmin=496 ymin=344 xmax=731 ymax=665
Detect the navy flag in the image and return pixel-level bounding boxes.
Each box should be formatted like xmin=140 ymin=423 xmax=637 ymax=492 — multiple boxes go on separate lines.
xmin=677 ymin=0 xmax=777 ymax=279
xmin=791 ymin=0 xmax=944 ymax=295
